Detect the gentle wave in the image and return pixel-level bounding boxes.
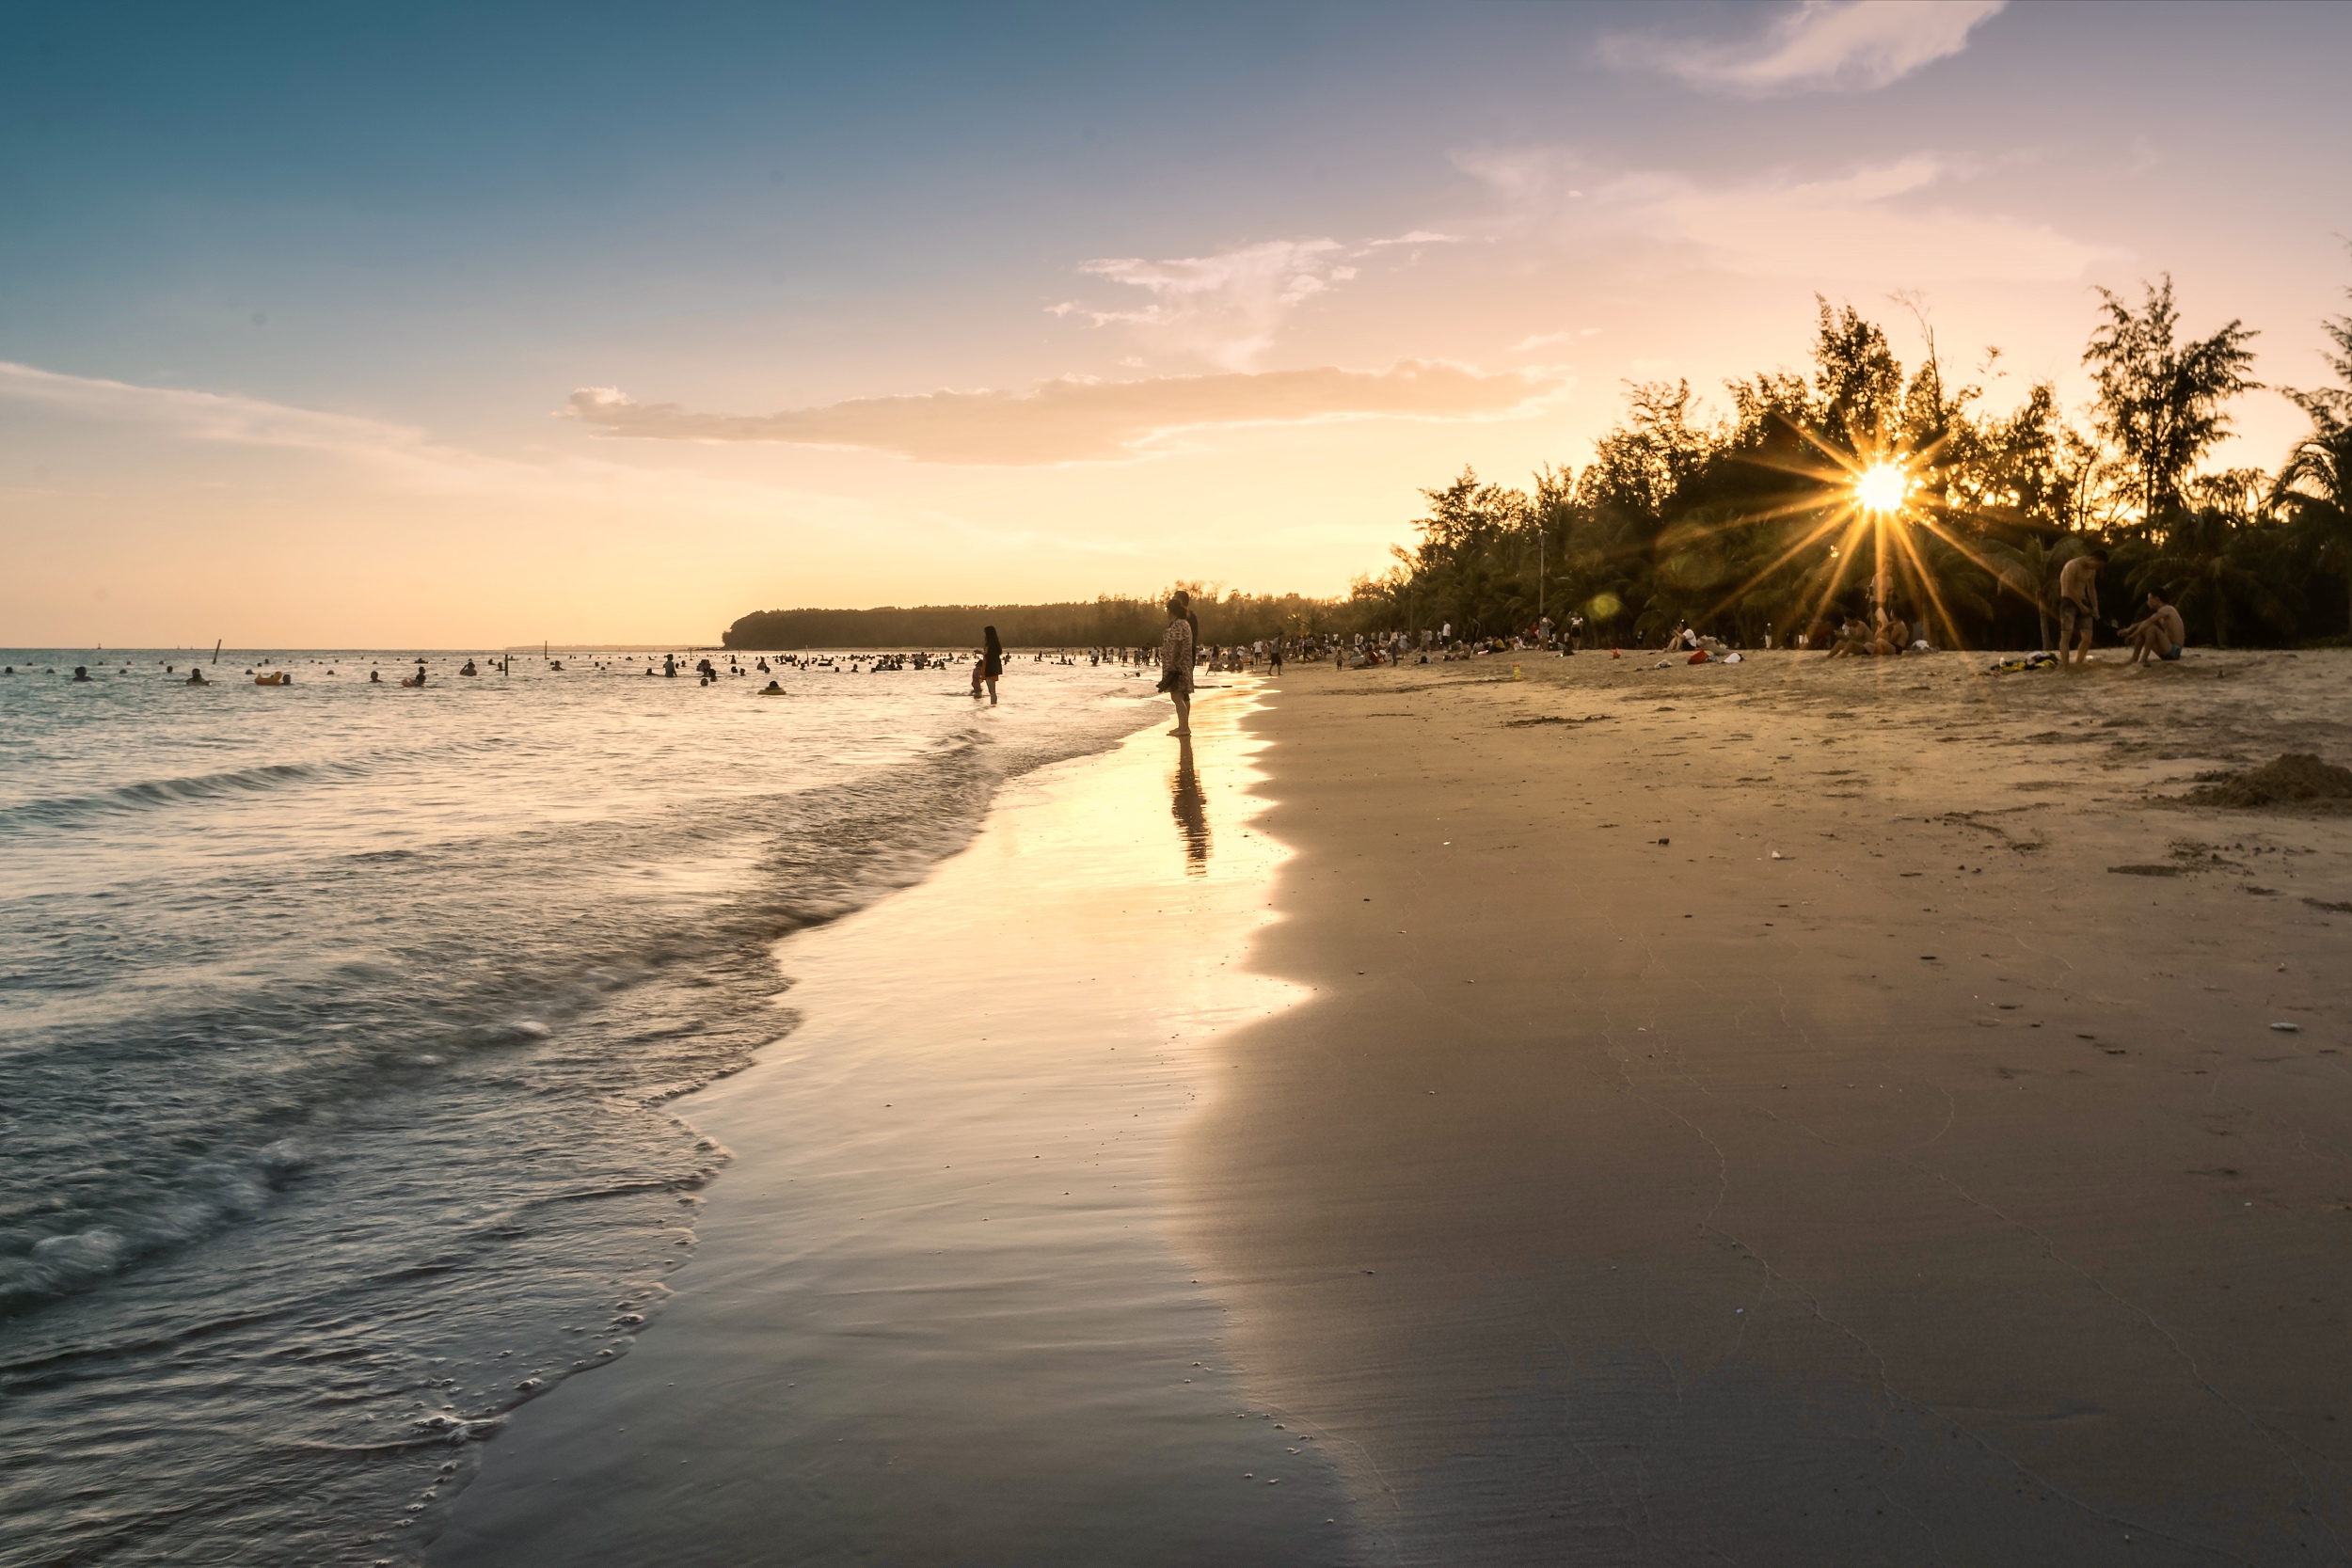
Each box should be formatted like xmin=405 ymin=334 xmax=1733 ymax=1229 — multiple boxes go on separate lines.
xmin=0 ymin=657 xmax=1165 ymax=1568
xmin=0 ymin=760 xmax=347 ymax=828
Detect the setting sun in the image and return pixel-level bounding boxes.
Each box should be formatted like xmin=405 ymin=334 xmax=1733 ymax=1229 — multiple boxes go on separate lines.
xmin=1854 ymin=463 xmax=1910 ymax=514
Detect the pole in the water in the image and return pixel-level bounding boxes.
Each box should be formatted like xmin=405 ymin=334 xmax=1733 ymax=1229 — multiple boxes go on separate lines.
xmin=212 ymin=639 xmax=221 ymax=666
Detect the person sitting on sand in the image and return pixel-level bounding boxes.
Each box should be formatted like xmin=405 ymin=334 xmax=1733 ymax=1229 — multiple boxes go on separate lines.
xmin=2057 ymin=547 xmax=2107 ymax=666
xmin=2122 ymin=589 xmax=2186 ymax=666
xmin=1823 ymin=618 xmax=1872 ymax=657
xmin=1871 ymin=612 xmax=1910 ymax=656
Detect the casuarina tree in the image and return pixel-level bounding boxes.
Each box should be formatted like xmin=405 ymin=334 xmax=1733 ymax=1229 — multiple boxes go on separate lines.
xmin=2083 ymin=274 xmax=2260 ymax=528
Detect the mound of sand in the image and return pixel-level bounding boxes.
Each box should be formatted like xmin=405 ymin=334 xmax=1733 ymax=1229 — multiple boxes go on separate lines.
xmin=2183 ymin=752 xmax=2352 ymax=809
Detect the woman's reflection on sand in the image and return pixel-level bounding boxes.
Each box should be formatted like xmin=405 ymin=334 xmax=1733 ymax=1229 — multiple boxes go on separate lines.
xmin=1169 ymin=735 xmax=1210 ymax=872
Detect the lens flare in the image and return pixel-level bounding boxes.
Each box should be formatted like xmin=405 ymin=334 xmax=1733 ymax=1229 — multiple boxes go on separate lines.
xmin=1855 ymin=464 xmax=1909 ymax=514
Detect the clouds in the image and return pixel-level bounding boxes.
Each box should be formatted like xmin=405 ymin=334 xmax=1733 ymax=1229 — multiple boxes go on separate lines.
xmin=0 ymin=359 xmax=503 ymax=488
xmin=1602 ymin=0 xmax=2006 ymax=95
xmin=1455 ymin=147 xmax=2108 ymax=284
xmin=564 ymin=362 xmax=1565 ymax=466
xmin=1049 ymin=240 xmax=1354 ymax=371
xmin=1047 ymin=231 xmax=1466 ymax=370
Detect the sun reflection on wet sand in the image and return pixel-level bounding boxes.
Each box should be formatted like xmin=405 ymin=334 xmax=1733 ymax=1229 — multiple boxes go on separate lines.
xmin=434 ymin=680 xmax=1354 ymax=1568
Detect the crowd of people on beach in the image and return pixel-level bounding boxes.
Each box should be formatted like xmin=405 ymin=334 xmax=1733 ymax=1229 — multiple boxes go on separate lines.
xmin=21 ymin=547 xmax=2201 ymax=713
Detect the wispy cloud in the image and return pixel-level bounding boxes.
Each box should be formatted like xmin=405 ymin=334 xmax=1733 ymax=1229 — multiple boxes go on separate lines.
xmin=1455 ymin=147 xmax=2108 ymax=283
xmin=563 ymin=362 xmax=1565 ymax=466
xmin=0 ymin=359 xmax=504 ymax=487
xmin=1601 ymin=0 xmax=2006 ymax=95
xmin=1048 ymin=239 xmax=1355 ymax=371
xmin=1509 ymin=330 xmax=1599 ymax=354
xmin=0 ymin=360 xmax=854 ymax=515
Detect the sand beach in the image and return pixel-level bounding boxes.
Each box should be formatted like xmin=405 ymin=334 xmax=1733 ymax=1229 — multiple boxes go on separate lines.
xmin=1197 ymin=645 xmax=2352 ymax=1564
xmin=432 ymin=647 xmax=2352 ymax=1566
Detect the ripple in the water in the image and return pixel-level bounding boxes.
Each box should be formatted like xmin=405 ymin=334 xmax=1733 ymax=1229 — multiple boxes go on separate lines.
xmin=0 ymin=648 xmax=1164 ymax=1566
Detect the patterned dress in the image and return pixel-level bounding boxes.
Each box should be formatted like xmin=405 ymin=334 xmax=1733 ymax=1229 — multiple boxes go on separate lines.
xmin=1158 ymin=618 xmax=1195 ymax=696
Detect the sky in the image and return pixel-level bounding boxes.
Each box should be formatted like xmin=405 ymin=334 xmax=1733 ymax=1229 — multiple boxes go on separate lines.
xmin=4 ymin=0 xmax=2348 ymax=647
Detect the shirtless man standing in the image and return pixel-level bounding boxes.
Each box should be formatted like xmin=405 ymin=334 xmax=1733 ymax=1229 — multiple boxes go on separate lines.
xmin=2056 ymin=547 xmax=2108 ymax=665
xmin=2122 ymin=588 xmax=2187 ymax=667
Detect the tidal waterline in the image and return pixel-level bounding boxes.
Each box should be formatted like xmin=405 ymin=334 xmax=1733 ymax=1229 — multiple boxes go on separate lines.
xmin=432 ymin=688 xmax=1360 ymax=1566
xmin=0 ymin=650 xmax=1180 ymax=1566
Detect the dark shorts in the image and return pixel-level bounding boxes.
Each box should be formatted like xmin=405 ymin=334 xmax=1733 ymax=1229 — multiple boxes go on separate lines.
xmin=2159 ymin=643 xmax=2183 ymax=661
xmin=2059 ymin=599 xmax=2092 ymax=639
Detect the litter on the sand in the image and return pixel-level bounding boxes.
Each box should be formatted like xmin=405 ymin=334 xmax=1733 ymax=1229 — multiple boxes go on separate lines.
xmin=2270 ymin=1022 xmax=2301 ymax=1032
xmin=1984 ymin=651 xmax=2059 ymax=675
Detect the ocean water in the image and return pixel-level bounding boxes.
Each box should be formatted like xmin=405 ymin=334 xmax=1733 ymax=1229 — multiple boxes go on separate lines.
xmin=0 ymin=649 xmax=1166 ymax=1567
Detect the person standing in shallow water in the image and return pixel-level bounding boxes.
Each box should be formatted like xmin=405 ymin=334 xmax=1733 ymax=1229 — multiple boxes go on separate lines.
xmin=970 ymin=626 xmax=1004 ymax=705
xmin=1157 ymin=592 xmax=1195 ymax=736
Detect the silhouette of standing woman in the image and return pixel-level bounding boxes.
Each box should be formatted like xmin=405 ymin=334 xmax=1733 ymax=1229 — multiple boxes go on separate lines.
xmin=1157 ymin=591 xmax=1194 ymax=736
xmin=971 ymin=626 xmax=1004 ymax=705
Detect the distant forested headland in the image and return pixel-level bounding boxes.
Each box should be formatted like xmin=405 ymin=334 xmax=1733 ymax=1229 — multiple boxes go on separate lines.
xmin=728 ymin=264 xmax=2352 ymax=654
xmin=722 ymin=594 xmax=1340 ymax=651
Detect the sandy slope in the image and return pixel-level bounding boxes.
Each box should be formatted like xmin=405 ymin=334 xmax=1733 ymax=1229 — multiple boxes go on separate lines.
xmin=1191 ymin=646 xmax=2352 ymax=1567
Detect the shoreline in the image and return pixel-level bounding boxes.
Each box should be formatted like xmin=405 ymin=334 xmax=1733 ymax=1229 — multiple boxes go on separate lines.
xmin=431 ymin=684 xmax=1363 ymax=1567
xmin=1187 ymin=646 xmax=2352 ymax=1563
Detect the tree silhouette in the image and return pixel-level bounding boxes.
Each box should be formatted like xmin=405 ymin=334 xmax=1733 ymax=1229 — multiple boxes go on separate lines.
xmin=2273 ymin=253 xmax=2352 ymax=632
xmin=2083 ymin=275 xmax=2260 ymax=527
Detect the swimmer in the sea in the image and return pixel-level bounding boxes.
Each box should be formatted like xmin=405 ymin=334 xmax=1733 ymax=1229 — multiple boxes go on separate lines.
xmin=186 ymin=668 xmax=209 ymax=686
xmin=72 ymin=666 xmax=92 ymax=682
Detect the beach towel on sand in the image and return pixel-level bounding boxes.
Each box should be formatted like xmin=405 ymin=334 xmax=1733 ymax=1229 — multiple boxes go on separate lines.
xmin=1984 ymin=651 xmax=2059 ymax=675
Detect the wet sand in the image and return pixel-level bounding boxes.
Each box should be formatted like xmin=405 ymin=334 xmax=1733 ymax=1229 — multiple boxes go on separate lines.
xmin=433 ymin=690 xmax=1357 ymax=1567
xmin=1192 ymin=646 xmax=2352 ymax=1565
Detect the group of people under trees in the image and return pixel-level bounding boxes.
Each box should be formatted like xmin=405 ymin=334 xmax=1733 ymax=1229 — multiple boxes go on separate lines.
xmin=1806 ymin=548 xmax=2184 ymax=667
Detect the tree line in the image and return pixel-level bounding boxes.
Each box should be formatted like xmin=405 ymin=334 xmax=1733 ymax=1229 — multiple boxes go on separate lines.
xmin=723 ymin=262 xmax=2350 ymax=655
xmin=1354 ymin=267 xmax=2352 ymax=652
xmin=722 ymin=591 xmax=1340 ymax=651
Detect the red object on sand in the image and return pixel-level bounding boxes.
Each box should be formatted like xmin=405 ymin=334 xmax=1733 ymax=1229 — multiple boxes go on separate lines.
xmin=1688 ymin=649 xmax=1709 ymax=664
xmin=1611 ymin=648 xmax=1622 ymax=658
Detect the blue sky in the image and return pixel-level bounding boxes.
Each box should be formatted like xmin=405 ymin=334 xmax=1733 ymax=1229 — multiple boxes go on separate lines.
xmin=5 ymin=2 xmax=2347 ymax=644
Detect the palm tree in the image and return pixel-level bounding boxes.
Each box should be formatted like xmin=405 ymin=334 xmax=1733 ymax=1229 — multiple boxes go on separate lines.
xmin=2273 ymin=421 xmax=2352 ymax=633
xmin=2274 ymin=256 xmax=2352 ymax=635
xmin=2135 ymin=502 xmax=2288 ymax=648
xmin=1983 ymin=533 xmax=2077 ymax=650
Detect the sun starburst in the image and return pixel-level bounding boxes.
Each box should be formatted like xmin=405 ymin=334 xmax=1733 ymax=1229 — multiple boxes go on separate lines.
xmin=1855 ymin=463 xmax=1909 ymax=514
